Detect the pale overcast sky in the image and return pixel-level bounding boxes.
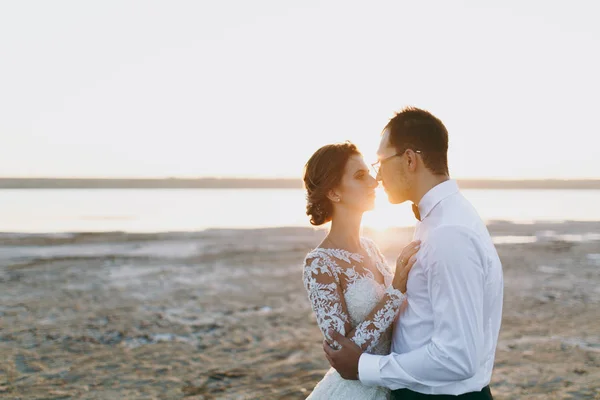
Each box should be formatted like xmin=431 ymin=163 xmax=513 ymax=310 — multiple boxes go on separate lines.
xmin=1 ymin=1 xmax=598 ymax=179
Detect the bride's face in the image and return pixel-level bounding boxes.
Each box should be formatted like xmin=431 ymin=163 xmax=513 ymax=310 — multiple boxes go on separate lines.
xmin=331 ymin=155 xmax=378 ymax=213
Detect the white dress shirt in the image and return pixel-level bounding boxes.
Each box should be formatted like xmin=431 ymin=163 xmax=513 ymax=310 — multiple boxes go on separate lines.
xmin=358 ymin=179 xmax=504 ymax=395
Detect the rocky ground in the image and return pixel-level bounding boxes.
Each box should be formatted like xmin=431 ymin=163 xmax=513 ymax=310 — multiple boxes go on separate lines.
xmin=1 ymin=222 xmax=599 ymax=399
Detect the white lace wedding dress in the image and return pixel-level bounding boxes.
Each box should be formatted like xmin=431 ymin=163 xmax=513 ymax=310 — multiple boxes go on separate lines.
xmin=302 ymin=237 xmax=406 ymax=400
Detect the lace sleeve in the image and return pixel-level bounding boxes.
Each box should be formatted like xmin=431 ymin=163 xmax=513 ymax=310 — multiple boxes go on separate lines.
xmin=303 ymin=255 xmax=352 ymax=350
xmin=349 ymin=237 xmax=406 ymax=353
xmin=304 ymin=251 xmax=406 ymax=354
xmin=350 ymin=286 xmax=405 ymax=353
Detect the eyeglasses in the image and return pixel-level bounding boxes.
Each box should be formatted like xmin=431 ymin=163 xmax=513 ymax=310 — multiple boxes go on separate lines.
xmin=370 ymin=149 xmax=422 ymax=176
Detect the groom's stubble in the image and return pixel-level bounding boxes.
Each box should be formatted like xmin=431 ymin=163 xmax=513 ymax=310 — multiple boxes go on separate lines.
xmin=390 ymin=170 xmax=413 ymax=205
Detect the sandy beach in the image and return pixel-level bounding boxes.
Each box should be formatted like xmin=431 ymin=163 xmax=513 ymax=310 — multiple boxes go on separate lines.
xmin=1 ymin=221 xmax=600 ymax=399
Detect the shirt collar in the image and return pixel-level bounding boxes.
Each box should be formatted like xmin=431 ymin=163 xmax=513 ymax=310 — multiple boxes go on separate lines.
xmin=417 ymin=179 xmax=459 ymax=221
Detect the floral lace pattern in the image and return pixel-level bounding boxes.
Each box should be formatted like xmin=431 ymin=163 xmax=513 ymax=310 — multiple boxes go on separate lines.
xmin=352 ymin=286 xmax=404 ymax=350
xmin=303 ymin=237 xmax=406 ymax=354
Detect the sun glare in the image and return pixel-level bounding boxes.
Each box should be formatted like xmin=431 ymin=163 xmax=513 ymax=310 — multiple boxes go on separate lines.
xmin=362 ymin=188 xmax=415 ymax=231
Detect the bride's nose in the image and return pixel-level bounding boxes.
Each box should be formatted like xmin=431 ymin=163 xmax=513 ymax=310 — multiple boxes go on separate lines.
xmin=367 ymin=175 xmax=378 ymax=188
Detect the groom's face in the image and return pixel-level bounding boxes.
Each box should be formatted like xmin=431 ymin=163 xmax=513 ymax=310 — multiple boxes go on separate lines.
xmin=376 ymin=129 xmax=412 ymax=204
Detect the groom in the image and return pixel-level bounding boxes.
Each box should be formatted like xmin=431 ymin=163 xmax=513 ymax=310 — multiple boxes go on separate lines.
xmin=324 ymin=107 xmax=503 ymax=399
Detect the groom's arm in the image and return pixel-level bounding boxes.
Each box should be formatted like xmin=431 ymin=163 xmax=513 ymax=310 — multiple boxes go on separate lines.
xmin=359 ymin=227 xmax=485 ymax=390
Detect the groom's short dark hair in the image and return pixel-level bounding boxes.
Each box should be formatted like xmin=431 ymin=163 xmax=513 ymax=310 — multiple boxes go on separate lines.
xmin=384 ymin=107 xmax=449 ymax=176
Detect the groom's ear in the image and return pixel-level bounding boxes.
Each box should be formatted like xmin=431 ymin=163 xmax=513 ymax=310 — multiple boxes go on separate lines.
xmin=405 ymin=149 xmax=418 ymax=173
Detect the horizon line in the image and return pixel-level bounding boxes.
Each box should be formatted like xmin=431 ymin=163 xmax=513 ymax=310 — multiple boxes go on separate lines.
xmin=1 ymin=177 xmax=600 ymax=190
xmin=1 ymin=176 xmax=600 ymax=181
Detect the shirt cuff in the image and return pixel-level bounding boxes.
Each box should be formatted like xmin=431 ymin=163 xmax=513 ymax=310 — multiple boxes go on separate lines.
xmin=358 ymin=352 xmax=383 ymax=387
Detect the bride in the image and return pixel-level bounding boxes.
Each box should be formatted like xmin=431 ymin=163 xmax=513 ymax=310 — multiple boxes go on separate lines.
xmin=302 ymin=142 xmax=420 ymax=399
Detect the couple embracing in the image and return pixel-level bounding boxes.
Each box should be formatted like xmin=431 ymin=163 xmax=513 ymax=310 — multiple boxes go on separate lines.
xmin=302 ymin=107 xmax=503 ymax=399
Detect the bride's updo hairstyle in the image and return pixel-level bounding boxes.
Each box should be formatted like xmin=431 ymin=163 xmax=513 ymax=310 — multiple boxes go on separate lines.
xmin=303 ymin=142 xmax=360 ymax=226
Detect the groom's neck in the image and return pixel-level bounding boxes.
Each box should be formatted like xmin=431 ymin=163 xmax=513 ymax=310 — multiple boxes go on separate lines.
xmin=412 ymin=174 xmax=450 ymax=205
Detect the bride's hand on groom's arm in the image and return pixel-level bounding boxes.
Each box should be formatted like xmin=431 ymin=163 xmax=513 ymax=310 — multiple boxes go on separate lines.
xmin=323 ymin=330 xmax=362 ymax=380
xmin=392 ymin=240 xmax=421 ymax=293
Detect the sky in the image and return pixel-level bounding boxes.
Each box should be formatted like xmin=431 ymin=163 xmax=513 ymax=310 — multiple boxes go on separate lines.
xmin=1 ymin=1 xmax=599 ymax=179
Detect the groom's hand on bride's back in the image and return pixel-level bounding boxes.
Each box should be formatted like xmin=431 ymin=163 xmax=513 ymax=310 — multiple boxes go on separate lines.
xmin=323 ymin=330 xmax=362 ymax=380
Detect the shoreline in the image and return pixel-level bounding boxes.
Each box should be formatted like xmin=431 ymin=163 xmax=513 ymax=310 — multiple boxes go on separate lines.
xmin=1 ymin=219 xmax=599 ymax=242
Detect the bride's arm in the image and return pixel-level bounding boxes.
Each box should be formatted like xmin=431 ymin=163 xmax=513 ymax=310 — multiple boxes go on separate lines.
xmin=343 ymin=240 xmax=419 ymax=353
xmin=303 ymin=255 xmax=353 ymax=350
xmin=304 ymin=241 xmax=419 ymax=354
xmin=343 ymin=287 xmax=405 ymax=353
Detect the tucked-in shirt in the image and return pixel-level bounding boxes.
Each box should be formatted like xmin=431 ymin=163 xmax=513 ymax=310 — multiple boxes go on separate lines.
xmin=358 ymin=179 xmax=504 ymax=395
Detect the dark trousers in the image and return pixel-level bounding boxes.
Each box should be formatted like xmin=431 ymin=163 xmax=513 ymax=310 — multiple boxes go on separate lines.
xmin=391 ymin=385 xmax=492 ymax=400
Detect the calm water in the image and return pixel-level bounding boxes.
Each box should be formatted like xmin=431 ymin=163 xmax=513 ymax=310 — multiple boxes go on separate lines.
xmin=1 ymin=188 xmax=599 ymax=233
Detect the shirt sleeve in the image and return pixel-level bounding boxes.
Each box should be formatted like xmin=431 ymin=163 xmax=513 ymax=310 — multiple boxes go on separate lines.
xmin=358 ymin=226 xmax=486 ymax=389
xmin=303 ymin=254 xmax=406 ymax=352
